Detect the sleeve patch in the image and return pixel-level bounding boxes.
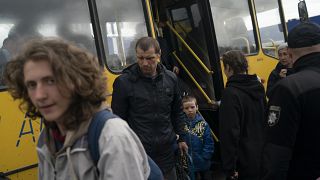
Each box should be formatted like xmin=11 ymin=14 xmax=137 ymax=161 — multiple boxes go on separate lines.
xmin=268 ymin=106 xmax=281 ymax=127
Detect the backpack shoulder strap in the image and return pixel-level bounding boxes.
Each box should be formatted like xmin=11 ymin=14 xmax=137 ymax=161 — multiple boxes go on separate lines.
xmin=88 ymin=109 xmax=164 ymax=180
xmin=88 ymin=109 xmax=118 ymax=165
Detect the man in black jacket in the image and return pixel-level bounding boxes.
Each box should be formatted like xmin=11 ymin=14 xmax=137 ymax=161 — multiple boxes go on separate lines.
xmin=261 ymin=22 xmax=320 ymax=180
xmin=111 ymin=37 xmax=188 ymax=180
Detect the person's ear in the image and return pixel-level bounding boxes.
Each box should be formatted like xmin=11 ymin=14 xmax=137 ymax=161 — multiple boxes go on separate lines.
xmin=287 ymin=48 xmax=295 ymax=63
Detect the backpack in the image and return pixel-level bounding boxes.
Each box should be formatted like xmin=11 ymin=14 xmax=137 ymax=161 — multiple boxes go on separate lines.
xmin=87 ymin=109 xmax=163 ymax=180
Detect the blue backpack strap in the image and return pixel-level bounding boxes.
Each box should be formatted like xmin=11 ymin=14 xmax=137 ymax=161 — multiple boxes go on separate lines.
xmin=147 ymin=156 xmax=164 ymax=180
xmin=88 ymin=109 xmax=117 ymax=165
xmin=88 ymin=109 xmax=163 ymax=180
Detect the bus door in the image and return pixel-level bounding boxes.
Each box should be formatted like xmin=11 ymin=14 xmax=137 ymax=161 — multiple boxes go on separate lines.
xmin=151 ymin=0 xmax=222 ymax=112
xmin=0 ymin=0 xmax=149 ymax=179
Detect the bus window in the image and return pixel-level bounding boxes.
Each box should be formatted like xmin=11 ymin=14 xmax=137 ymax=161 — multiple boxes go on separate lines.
xmin=255 ymin=0 xmax=285 ymax=57
xmin=209 ymin=0 xmax=258 ymax=56
xmin=96 ymin=0 xmax=148 ymax=72
xmin=0 ymin=0 xmax=96 ymax=88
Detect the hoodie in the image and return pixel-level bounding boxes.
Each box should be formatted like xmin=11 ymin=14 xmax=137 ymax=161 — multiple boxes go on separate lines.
xmin=219 ymin=74 xmax=267 ymax=179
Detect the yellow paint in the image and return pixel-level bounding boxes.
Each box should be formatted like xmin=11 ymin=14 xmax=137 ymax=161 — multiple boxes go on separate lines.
xmin=0 ymin=92 xmax=40 ymax=180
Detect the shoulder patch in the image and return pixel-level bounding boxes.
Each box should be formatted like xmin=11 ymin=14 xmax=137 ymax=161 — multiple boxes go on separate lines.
xmin=267 ymin=106 xmax=281 ymax=127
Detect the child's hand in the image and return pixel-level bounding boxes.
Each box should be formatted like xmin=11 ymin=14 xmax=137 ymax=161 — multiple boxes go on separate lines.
xmin=229 ymin=171 xmax=238 ymax=180
xmin=178 ymin=141 xmax=188 ymax=154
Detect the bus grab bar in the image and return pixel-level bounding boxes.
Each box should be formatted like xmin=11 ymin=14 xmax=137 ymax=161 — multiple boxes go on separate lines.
xmin=166 ymin=22 xmax=213 ymax=74
xmin=172 ymin=51 xmax=215 ymax=105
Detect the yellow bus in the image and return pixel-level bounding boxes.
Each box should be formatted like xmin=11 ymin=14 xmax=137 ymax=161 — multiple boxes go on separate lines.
xmin=0 ymin=0 xmax=299 ymax=179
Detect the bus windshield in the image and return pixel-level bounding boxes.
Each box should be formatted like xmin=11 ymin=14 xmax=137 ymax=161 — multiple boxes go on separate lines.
xmin=209 ymin=0 xmax=258 ymax=56
xmin=255 ymin=0 xmax=285 ymax=57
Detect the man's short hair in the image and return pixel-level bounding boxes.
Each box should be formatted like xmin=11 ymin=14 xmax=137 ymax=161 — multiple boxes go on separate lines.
xmin=182 ymin=95 xmax=197 ymax=105
xmin=288 ymin=22 xmax=320 ymax=48
xmin=135 ymin=37 xmax=161 ymax=54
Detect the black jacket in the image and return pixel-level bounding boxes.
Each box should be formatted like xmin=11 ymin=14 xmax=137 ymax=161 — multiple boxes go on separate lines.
xmin=262 ymin=52 xmax=320 ymax=180
xmin=219 ymin=74 xmax=266 ymax=179
xmin=266 ymin=62 xmax=294 ymax=98
xmin=111 ymin=63 xmax=186 ymax=173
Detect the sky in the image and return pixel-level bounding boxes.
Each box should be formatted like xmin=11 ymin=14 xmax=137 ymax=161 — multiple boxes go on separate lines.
xmin=282 ymin=0 xmax=320 ymax=20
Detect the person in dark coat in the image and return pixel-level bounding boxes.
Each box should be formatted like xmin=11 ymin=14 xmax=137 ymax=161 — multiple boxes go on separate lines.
xmin=111 ymin=37 xmax=188 ymax=180
xmin=261 ymin=22 xmax=320 ymax=180
xmin=219 ymin=50 xmax=266 ymax=180
xmin=266 ymin=43 xmax=294 ymax=97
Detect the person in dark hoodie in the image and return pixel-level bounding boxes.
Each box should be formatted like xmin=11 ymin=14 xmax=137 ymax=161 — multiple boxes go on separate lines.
xmin=111 ymin=37 xmax=188 ymax=180
xmin=266 ymin=43 xmax=294 ymax=97
xmin=219 ymin=50 xmax=266 ymax=180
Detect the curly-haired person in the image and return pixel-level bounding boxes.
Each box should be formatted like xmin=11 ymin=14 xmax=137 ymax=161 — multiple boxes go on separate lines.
xmin=4 ymin=38 xmax=150 ymax=180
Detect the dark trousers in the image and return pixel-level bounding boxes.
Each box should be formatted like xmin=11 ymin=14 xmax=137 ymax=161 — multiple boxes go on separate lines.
xmin=164 ymin=167 xmax=177 ymax=180
xmin=195 ymin=170 xmax=212 ymax=180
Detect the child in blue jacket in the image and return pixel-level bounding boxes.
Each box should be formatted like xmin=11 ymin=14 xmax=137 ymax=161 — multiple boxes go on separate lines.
xmin=182 ymin=95 xmax=214 ymax=180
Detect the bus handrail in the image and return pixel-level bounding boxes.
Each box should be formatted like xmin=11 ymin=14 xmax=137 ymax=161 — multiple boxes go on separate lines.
xmin=172 ymin=51 xmax=215 ymax=105
xmin=175 ymin=22 xmax=208 ymax=58
xmin=197 ymin=110 xmax=219 ymax=142
xmin=166 ymin=22 xmax=213 ymax=74
xmin=231 ymin=36 xmax=250 ymax=54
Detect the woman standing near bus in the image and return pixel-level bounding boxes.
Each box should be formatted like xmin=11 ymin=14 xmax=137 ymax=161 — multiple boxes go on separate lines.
xmin=219 ymin=50 xmax=266 ymax=180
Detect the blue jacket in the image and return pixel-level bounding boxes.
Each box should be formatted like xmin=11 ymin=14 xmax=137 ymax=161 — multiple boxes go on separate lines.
xmin=183 ymin=113 xmax=214 ymax=172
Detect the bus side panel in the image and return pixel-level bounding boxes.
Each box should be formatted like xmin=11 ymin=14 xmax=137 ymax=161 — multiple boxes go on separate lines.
xmin=0 ymin=92 xmax=41 ymax=180
xmin=247 ymin=53 xmax=278 ymax=89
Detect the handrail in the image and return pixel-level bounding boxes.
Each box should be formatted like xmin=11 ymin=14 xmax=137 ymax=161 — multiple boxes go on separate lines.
xmin=172 ymin=51 xmax=214 ymax=104
xmin=231 ymin=36 xmax=250 ymax=54
xmin=175 ymin=22 xmax=208 ymax=58
xmin=145 ymin=0 xmax=156 ymax=38
xmin=166 ymin=22 xmax=213 ymax=74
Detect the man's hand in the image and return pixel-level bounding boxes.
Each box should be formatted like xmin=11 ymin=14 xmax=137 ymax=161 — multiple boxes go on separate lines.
xmin=178 ymin=141 xmax=188 ymax=154
xmin=227 ymin=171 xmax=238 ymax=180
xmin=173 ymin=66 xmax=179 ymax=75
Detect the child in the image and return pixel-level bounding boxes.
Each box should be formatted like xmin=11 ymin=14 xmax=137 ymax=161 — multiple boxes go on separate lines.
xmin=182 ymin=95 xmax=214 ymax=180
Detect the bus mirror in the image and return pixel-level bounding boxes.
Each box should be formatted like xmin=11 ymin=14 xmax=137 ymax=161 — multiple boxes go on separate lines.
xmin=298 ymin=0 xmax=309 ymax=22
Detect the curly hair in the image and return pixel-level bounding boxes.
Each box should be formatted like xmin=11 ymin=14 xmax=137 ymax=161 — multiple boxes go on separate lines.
xmin=4 ymin=38 xmax=108 ymax=130
xmin=222 ymin=50 xmax=248 ymax=74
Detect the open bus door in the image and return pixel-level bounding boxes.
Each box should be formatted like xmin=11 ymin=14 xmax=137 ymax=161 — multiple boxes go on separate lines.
xmin=151 ymin=0 xmax=289 ymax=110
xmin=0 ymin=0 xmax=150 ymax=179
xmin=151 ymin=0 xmax=289 ymax=172
xmin=151 ymin=0 xmax=223 ymax=111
